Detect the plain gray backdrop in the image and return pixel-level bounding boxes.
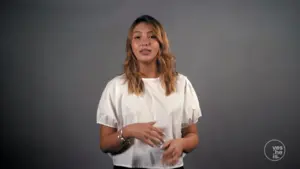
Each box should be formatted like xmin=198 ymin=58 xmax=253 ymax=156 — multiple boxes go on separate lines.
xmin=1 ymin=0 xmax=299 ymax=169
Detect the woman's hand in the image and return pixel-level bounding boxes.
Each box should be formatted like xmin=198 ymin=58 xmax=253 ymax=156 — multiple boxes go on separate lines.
xmin=161 ymin=138 xmax=184 ymax=166
xmin=123 ymin=121 xmax=165 ymax=147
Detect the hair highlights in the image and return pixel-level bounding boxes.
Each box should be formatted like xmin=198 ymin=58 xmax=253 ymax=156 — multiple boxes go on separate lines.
xmin=123 ymin=15 xmax=178 ymax=96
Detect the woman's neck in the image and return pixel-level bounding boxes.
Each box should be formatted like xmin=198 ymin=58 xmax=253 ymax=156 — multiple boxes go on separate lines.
xmin=138 ymin=62 xmax=159 ymax=78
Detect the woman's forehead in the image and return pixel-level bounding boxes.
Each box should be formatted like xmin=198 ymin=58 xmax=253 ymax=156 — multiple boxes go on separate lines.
xmin=133 ymin=23 xmax=154 ymax=33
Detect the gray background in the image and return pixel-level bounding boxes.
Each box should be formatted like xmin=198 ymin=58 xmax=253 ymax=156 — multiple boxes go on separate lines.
xmin=1 ymin=0 xmax=299 ymax=169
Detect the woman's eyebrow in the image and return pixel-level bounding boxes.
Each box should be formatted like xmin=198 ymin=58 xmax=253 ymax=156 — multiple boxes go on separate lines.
xmin=133 ymin=30 xmax=153 ymax=34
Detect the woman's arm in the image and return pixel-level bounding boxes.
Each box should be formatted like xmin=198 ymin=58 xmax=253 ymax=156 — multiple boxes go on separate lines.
xmin=99 ymin=125 xmax=126 ymax=153
xmin=181 ymin=124 xmax=199 ymax=153
xmin=100 ymin=122 xmax=164 ymax=154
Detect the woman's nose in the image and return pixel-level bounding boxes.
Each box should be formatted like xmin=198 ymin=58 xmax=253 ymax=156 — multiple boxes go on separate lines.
xmin=140 ymin=37 xmax=150 ymax=46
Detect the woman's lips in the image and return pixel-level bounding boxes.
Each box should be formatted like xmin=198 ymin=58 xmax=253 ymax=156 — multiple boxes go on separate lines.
xmin=140 ymin=49 xmax=151 ymax=55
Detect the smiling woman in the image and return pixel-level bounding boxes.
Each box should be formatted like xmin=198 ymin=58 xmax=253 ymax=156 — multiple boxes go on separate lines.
xmin=96 ymin=15 xmax=202 ymax=169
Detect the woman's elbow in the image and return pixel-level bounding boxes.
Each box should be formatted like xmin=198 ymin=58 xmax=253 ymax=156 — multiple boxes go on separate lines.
xmin=195 ymin=134 xmax=200 ymax=145
xmin=99 ymin=141 xmax=108 ymax=153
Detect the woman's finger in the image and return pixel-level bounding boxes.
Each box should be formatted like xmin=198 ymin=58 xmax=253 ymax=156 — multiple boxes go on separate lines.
xmin=148 ymin=121 xmax=157 ymax=125
xmin=163 ymin=151 xmax=178 ymax=165
xmin=161 ymin=140 xmax=171 ymax=150
xmin=171 ymin=156 xmax=179 ymax=165
xmin=163 ymin=145 xmax=174 ymax=158
xmin=145 ymin=139 xmax=155 ymax=147
xmin=143 ymin=135 xmax=155 ymax=147
xmin=151 ymin=126 xmax=164 ymax=136
xmin=149 ymin=130 xmax=164 ymax=143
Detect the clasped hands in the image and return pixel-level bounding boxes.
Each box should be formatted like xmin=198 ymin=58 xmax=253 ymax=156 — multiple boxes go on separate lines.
xmin=123 ymin=121 xmax=184 ymax=166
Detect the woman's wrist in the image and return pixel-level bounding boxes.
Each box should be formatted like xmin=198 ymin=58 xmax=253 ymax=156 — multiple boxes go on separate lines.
xmin=180 ymin=133 xmax=199 ymax=153
xmin=178 ymin=138 xmax=186 ymax=150
xmin=122 ymin=125 xmax=132 ymax=139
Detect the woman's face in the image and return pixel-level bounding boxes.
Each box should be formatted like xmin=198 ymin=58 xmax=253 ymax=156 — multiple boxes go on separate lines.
xmin=131 ymin=22 xmax=160 ymax=64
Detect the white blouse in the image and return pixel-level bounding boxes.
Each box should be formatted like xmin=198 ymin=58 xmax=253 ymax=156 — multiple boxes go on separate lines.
xmin=96 ymin=73 xmax=202 ymax=169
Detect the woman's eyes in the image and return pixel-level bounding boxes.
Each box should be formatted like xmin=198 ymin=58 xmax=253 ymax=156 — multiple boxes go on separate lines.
xmin=133 ymin=35 xmax=156 ymax=40
xmin=150 ymin=35 xmax=157 ymax=39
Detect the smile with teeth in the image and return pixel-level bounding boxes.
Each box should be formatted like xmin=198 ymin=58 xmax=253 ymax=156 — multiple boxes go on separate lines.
xmin=140 ymin=49 xmax=152 ymax=55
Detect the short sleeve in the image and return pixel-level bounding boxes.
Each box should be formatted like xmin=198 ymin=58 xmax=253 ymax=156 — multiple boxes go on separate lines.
xmin=96 ymin=81 xmax=118 ymax=128
xmin=181 ymin=77 xmax=202 ymax=128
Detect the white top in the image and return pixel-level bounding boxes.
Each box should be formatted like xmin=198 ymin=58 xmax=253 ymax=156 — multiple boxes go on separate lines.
xmin=96 ymin=73 xmax=202 ymax=169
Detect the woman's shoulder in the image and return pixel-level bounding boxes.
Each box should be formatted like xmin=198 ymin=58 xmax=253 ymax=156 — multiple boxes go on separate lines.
xmin=104 ymin=74 xmax=127 ymax=90
xmin=176 ymin=73 xmax=191 ymax=84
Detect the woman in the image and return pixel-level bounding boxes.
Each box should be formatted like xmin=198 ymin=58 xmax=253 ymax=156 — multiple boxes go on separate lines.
xmin=97 ymin=15 xmax=202 ymax=169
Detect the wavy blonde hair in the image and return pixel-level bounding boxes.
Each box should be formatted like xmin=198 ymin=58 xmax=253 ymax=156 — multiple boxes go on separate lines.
xmin=123 ymin=15 xmax=178 ymax=96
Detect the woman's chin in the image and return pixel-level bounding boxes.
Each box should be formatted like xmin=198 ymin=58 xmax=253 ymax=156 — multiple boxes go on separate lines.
xmin=137 ymin=56 xmax=156 ymax=64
